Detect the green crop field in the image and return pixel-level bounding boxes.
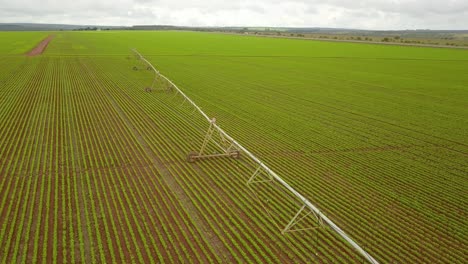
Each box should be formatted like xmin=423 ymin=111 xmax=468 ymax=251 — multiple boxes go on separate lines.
xmin=0 ymin=31 xmax=467 ymax=263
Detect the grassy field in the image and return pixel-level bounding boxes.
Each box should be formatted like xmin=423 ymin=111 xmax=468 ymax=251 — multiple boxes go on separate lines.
xmin=0 ymin=32 xmax=48 ymax=54
xmin=0 ymin=31 xmax=467 ymax=263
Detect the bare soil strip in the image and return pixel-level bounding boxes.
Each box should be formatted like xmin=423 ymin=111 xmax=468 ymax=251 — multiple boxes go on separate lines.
xmin=26 ymin=35 xmax=54 ymax=57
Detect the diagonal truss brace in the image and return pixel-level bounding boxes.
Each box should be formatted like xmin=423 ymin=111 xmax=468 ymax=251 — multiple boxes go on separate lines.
xmin=187 ymin=118 xmax=240 ymax=162
xmin=247 ymin=165 xmax=273 ymax=184
xmin=282 ymin=204 xmax=323 ymax=234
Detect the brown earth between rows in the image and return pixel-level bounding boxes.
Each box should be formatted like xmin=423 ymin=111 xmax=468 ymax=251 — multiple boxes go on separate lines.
xmin=26 ymin=35 xmax=54 ymax=56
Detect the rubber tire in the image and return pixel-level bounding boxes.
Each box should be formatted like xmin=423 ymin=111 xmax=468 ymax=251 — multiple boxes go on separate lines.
xmin=187 ymin=151 xmax=198 ymax=163
xmin=231 ymin=150 xmax=241 ymax=159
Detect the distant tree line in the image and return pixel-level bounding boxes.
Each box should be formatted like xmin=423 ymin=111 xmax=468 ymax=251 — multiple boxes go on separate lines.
xmin=73 ymin=27 xmax=111 ymax=31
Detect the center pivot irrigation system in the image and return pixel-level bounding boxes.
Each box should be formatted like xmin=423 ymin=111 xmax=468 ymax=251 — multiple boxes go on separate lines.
xmin=131 ymin=49 xmax=380 ymax=264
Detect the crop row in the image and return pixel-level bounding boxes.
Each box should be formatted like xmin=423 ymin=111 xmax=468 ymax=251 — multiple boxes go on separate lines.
xmin=147 ymin=55 xmax=467 ymax=262
xmin=1 ymin=49 xmax=465 ymax=263
xmin=104 ymin=54 xmax=466 ymax=263
xmin=0 ymin=57 xmax=221 ymax=263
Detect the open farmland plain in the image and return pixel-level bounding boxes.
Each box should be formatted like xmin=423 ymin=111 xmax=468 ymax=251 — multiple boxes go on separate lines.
xmin=0 ymin=31 xmax=467 ymax=263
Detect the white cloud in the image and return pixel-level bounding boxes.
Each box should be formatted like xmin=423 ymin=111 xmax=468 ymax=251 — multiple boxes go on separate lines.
xmin=0 ymin=0 xmax=467 ymax=29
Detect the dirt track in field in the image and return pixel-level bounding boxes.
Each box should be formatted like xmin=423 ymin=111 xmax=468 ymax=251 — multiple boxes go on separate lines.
xmin=26 ymin=35 xmax=54 ymax=56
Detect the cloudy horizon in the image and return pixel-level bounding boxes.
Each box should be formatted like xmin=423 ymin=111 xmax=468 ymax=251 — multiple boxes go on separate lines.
xmin=0 ymin=0 xmax=467 ymax=30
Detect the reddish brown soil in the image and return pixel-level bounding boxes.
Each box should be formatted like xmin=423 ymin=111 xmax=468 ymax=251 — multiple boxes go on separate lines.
xmin=26 ymin=35 xmax=54 ymax=56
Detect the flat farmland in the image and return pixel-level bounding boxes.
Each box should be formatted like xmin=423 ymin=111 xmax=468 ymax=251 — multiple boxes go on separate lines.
xmin=0 ymin=31 xmax=467 ymax=263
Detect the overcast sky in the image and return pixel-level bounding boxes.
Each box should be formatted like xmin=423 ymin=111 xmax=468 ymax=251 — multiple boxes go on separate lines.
xmin=0 ymin=0 xmax=467 ymax=30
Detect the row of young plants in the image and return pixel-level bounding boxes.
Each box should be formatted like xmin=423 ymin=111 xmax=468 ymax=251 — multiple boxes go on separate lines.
xmin=136 ymin=54 xmax=464 ymax=262
xmin=91 ymin=58 xmax=266 ymax=263
xmin=149 ymin=55 xmax=459 ymax=258
xmin=1 ymin=56 xmax=220 ymax=263
xmin=70 ymin=56 xmax=207 ymax=261
xmin=2 ymin=31 xmax=466 ymax=263
xmin=79 ymin=56 xmax=227 ymax=258
xmin=1 ymin=51 xmax=463 ymax=263
xmin=94 ymin=57 xmax=304 ymax=262
xmin=0 ymin=57 xmax=55 ymax=264
xmin=91 ymin=56 xmax=367 ymax=263
xmin=136 ymin=54 xmax=450 ymax=264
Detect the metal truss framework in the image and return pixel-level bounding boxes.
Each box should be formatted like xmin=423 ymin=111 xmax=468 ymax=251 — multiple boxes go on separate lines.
xmin=282 ymin=204 xmax=323 ymax=234
xmin=187 ymin=118 xmax=240 ymax=162
xmin=131 ymin=49 xmax=380 ymax=264
xmin=247 ymin=166 xmax=323 ymax=234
